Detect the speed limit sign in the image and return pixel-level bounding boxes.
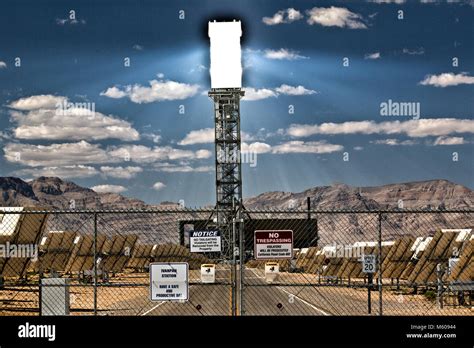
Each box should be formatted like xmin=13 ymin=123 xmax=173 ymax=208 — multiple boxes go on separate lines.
xmin=362 ymin=254 xmax=377 ymax=273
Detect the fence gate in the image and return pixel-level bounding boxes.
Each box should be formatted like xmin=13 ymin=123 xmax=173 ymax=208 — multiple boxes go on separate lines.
xmin=0 ymin=208 xmax=472 ymax=316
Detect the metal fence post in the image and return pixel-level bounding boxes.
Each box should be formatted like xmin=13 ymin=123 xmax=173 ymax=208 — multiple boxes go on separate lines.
xmin=238 ymin=207 xmax=245 ymax=316
xmin=93 ymin=212 xmax=98 ymax=316
xmin=378 ymin=211 xmax=383 ymax=316
xmin=231 ymin=217 xmax=237 ymax=316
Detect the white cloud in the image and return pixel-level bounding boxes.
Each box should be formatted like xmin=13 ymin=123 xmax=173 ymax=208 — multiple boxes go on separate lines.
xmin=152 ymin=182 xmax=166 ymax=191
xmin=91 ymin=185 xmax=127 ymax=193
xmin=242 ymin=84 xmax=316 ymax=101
xmin=364 ymin=52 xmax=381 ymax=59
xmin=8 ymin=95 xmax=139 ymax=141
xmin=178 ymin=128 xmax=214 ymax=145
xmin=372 ymin=139 xmax=417 ymax=146
xmin=56 ymin=18 xmax=86 ymax=25
xmin=100 ymin=166 xmax=143 ymax=179
xmin=143 ymin=133 xmax=162 ymax=144
xmin=0 ymin=61 xmax=7 ymax=69
xmin=100 ymin=87 xmax=127 ymax=99
xmin=242 ymin=88 xmax=278 ymax=101
xmin=287 ymin=119 xmax=474 ymax=138
xmin=369 ymin=0 xmax=406 ymax=3
xmin=18 ymin=165 xmax=99 ymax=179
xmin=133 ymin=44 xmax=144 ymax=51
xmin=306 ymin=7 xmax=367 ymax=29
xmin=264 ymin=49 xmax=308 ymax=60
xmin=419 ymin=72 xmax=474 ymax=87
xmin=354 ymin=146 xmax=364 ymax=151
xmin=196 ymin=149 xmax=212 ymax=159
xmin=108 ymin=144 xmax=211 ymax=164
xmin=272 ymin=140 xmax=344 ymax=154
xmin=4 ymin=141 xmax=111 ymax=167
xmin=5 ymin=140 xmax=211 ymax=170
xmin=262 ymin=8 xmax=303 ymax=25
xmin=433 ymin=136 xmax=466 ymax=145
xmin=154 ymin=164 xmax=213 ymax=173
xmin=8 ymin=95 xmax=67 ymax=110
xmin=402 ymin=47 xmax=425 ymax=55
xmin=101 ymin=79 xmax=200 ymax=104
xmin=275 ymin=84 xmax=317 ymax=96
xmin=241 ymin=142 xmax=272 ymax=154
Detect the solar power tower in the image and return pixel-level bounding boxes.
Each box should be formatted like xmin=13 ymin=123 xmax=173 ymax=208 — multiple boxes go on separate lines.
xmin=208 ymin=20 xmax=244 ymax=257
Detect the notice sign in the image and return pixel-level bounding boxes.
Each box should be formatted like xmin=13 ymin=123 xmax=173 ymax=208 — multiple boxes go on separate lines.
xmin=190 ymin=230 xmax=221 ymax=253
xmin=254 ymin=230 xmax=293 ymax=260
xmin=150 ymin=263 xmax=188 ymax=301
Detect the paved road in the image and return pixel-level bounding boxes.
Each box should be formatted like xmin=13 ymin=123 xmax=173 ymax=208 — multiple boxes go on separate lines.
xmin=121 ymin=267 xmax=335 ymax=316
xmin=93 ymin=267 xmax=469 ymax=316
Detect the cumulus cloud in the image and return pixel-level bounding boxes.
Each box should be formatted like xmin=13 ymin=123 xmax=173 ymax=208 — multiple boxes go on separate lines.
xmin=91 ymin=185 xmax=127 ymax=193
xmin=132 ymin=44 xmax=144 ymax=51
xmin=108 ymin=144 xmax=211 ymax=164
xmin=241 ymin=142 xmax=272 ymax=154
xmin=264 ymin=49 xmax=308 ymax=60
xmin=143 ymin=133 xmax=162 ymax=144
xmin=101 ymin=79 xmax=200 ymax=104
xmin=100 ymin=86 xmax=127 ymax=99
xmin=3 ymin=140 xmax=211 ymax=168
xmin=0 ymin=61 xmax=7 ymax=69
xmin=153 ymin=182 xmax=166 ymax=191
xmin=306 ymin=7 xmax=367 ymax=29
xmin=433 ymin=136 xmax=466 ymax=145
xmin=262 ymin=8 xmax=303 ymax=25
xmin=419 ymin=72 xmax=474 ymax=87
xmin=275 ymin=84 xmax=317 ymax=96
xmin=3 ymin=141 xmax=110 ymax=167
xmin=242 ymin=88 xmax=278 ymax=101
xmin=100 ymin=166 xmax=143 ymax=179
xmin=18 ymin=165 xmax=99 ymax=179
xmin=272 ymin=141 xmax=344 ymax=154
xmin=371 ymin=139 xmax=417 ymax=146
xmin=287 ymin=119 xmax=474 ymax=138
xmin=178 ymin=128 xmax=214 ymax=145
xmin=402 ymin=47 xmax=425 ymax=55
xmin=9 ymin=95 xmax=67 ymax=110
xmin=369 ymin=0 xmax=406 ymax=3
xmin=153 ymin=163 xmax=213 ymax=173
xmin=242 ymin=84 xmax=317 ymax=101
xmin=8 ymin=95 xmax=139 ymax=141
xmin=364 ymin=52 xmax=381 ymax=59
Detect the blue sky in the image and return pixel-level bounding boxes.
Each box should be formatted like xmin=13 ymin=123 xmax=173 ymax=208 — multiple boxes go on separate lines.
xmin=0 ymin=0 xmax=473 ymax=206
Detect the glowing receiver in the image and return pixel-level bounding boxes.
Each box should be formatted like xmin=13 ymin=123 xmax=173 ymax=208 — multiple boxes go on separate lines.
xmin=208 ymin=20 xmax=242 ymax=89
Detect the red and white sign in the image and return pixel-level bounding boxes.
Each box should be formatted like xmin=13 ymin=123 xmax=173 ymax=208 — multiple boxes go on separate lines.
xmin=254 ymin=230 xmax=293 ymax=260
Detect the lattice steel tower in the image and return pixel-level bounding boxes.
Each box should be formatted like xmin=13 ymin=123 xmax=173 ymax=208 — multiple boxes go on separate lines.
xmin=209 ymin=88 xmax=244 ymax=226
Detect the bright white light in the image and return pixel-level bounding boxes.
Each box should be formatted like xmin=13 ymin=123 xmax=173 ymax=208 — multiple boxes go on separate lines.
xmin=208 ymin=20 xmax=242 ymax=89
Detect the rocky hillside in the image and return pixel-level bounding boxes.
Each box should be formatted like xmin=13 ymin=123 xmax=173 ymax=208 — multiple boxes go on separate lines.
xmin=244 ymin=180 xmax=473 ymax=210
xmin=0 ymin=176 xmax=150 ymax=209
xmin=1 ymin=176 xmax=472 ymax=210
xmin=1 ymin=177 xmax=472 ymax=244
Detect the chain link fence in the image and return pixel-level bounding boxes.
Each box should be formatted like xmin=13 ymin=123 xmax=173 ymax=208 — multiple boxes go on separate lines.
xmin=0 ymin=208 xmax=472 ymax=316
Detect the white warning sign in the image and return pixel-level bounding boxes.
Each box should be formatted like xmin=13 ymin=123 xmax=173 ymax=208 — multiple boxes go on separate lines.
xmin=150 ymin=263 xmax=188 ymax=301
xmin=254 ymin=230 xmax=293 ymax=260
xmin=190 ymin=230 xmax=221 ymax=253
